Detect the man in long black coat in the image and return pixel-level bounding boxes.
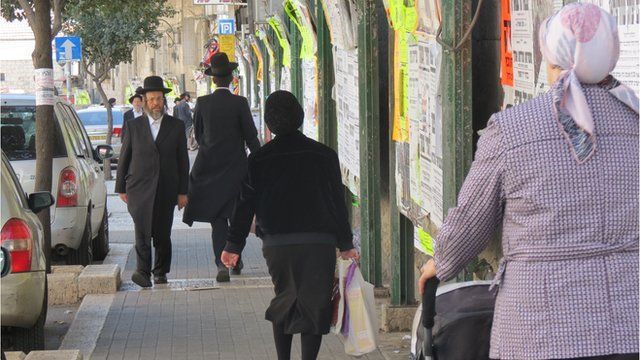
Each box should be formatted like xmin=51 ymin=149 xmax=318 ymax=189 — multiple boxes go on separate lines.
xmin=116 ymin=76 xmax=190 ymax=288
xmin=183 ymin=53 xmax=260 ymax=282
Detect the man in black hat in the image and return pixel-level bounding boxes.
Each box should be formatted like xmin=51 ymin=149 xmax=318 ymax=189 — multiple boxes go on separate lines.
xmin=115 ymin=76 xmax=190 ymax=288
xmin=122 ymin=86 xmax=144 ymax=140
xmin=183 ymin=52 xmax=261 ymax=282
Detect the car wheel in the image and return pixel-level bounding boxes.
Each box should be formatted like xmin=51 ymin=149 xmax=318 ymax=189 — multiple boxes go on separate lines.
xmin=92 ymin=209 xmax=110 ymax=261
xmin=67 ymin=212 xmax=92 ymax=266
xmin=12 ymin=281 xmax=47 ymax=352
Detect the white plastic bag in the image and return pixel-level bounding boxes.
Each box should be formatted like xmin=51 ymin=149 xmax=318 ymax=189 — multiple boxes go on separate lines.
xmin=335 ymin=258 xmax=378 ymax=356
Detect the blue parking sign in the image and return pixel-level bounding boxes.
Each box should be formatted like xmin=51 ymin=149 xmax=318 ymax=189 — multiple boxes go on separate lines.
xmin=218 ymin=19 xmax=235 ymax=35
xmin=55 ymin=36 xmax=82 ymax=62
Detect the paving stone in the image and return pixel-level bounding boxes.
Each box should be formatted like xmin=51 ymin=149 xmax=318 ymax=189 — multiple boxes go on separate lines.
xmin=48 ymin=272 xmax=79 ymax=305
xmin=51 ymin=265 xmax=85 ymax=275
xmin=4 ymin=351 xmax=26 ymax=360
xmin=380 ymin=304 xmax=418 ymax=332
xmin=77 ymin=264 xmax=121 ymax=297
xmin=24 ymin=350 xmax=83 ymax=360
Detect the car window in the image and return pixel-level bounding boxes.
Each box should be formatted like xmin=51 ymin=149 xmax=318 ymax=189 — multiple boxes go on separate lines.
xmin=77 ymin=110 xmax=124 ymax=126
xmin=62 ymin=104 xmax=94 ymax=154
xmin=1 ymin=104 xmax=67 ymax=161
xmin=2 ymin=153 xmax=29 ymax=208
xmin=55 ymin=103 xmax=88 ymax=157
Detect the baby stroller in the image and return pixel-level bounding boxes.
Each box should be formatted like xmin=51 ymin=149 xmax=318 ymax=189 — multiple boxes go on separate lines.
xmin=411 ymin=279 xmax=496 ymax=360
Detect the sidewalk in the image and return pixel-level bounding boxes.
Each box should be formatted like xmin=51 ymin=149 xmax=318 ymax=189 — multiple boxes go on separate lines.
xmin=74 ymin=181 xmax=412 ymax=359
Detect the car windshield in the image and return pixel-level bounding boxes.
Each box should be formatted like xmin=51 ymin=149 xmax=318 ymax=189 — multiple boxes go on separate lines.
xmin=1 ymin=105 xmax=67 ymax=161
xmin=77 ymin=110 xmax=124 ymax=126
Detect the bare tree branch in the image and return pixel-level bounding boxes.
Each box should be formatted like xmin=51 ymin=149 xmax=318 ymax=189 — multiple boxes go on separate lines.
xmin=16 ymin=0 xmax=36 ymax=27
xmin=82 ymin=58 xmax=98 ymax=80
xmin=51 ymin=0 xmax=65 ymax=38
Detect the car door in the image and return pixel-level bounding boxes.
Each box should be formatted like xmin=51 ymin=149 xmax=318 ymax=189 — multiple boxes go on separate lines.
xmin=59 ymin=104 xmax=106 ymax=235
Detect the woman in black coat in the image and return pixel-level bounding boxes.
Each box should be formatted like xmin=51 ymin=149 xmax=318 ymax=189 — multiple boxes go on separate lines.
xmin=221 ymin=91 xmax=359 ymax=360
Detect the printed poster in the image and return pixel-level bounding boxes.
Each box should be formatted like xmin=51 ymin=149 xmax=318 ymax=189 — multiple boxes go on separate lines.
xmin=501 ymin=0 xmax=514 ymax=86
xmin=334 ymin=47 xmax=360 ymax=196
xmin=406 ymin=35 xmax=444 ymax=228
xmin=218 ymin=35 xmax=236 ymax=61
xmin=301 ymin=59 xmax=319 ymax=140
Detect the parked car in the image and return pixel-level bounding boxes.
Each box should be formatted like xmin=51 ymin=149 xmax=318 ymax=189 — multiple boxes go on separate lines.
xmin=76 ymin=106 xmax=130 ymax=161
xmin=0 ymin=151 xmax=55 ymax=352
xmin=0 ymin=94 xmax=114 ymax=265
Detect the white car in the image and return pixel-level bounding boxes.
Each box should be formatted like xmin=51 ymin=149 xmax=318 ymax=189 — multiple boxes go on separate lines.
xmin=76 ymin=106 xmax=129 ymax=161
xmin=1 ymin=94 xmax=113 ymax=265
xmin=1 ymin=151 xmax=54 ymax=352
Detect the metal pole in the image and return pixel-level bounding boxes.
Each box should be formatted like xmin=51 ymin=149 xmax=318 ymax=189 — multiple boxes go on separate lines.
xmin=357 ymin=0 xmax=382 ymax=287
xmin=66 ymin=61 xmax=73 ymax=104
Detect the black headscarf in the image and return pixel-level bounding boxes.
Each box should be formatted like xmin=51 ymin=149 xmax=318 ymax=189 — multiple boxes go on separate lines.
xmin=265 ymin=90 xmax=304 ymax=136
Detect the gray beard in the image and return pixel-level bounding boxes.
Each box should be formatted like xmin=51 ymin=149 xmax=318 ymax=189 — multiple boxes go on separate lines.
xmin=145 ymin=109 xmax=164 ymax=120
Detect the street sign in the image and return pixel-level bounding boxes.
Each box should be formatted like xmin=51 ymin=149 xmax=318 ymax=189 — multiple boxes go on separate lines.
xmin=55 ymin=36 xmax=82 ymax=62
xmin=218 ymin=19 xmax=235 ymax=35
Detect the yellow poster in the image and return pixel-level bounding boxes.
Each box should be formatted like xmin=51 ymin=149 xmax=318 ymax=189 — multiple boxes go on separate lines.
xmin=251 ymin=42 xmax=264 ymax=81
xmin=218 ymin=35 xmax=236 ymax=61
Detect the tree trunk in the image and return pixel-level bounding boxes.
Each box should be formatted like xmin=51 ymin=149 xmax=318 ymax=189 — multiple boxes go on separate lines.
xmin=94 ymin=79 xmax=113 ymax=180
xmin=31 ymin=0 xmax=55 ymax=273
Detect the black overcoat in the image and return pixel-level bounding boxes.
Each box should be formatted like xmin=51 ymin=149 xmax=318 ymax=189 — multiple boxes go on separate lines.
xmin=182 ymin=89 xmax=260 ymax=225
xmin=115 ymin=114 xmax=190 ymax=237
xmin=122 ymin=109 xmax=136 ymax=140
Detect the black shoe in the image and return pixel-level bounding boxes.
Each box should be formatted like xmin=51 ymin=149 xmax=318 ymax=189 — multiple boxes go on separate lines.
xmin=216 ymin=266 xmax=230 ymax=282
xmin=231 ymin=259 xmax=243 ymax=275
xmin=154 ymin=274 xmax=168 ymax=284
xmin=132 ymin=271 xmax=152 ymax=288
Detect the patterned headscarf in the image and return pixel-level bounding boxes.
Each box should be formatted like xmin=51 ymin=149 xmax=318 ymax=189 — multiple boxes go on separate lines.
xmin=539 ymin=3 xmax=638 ymax=149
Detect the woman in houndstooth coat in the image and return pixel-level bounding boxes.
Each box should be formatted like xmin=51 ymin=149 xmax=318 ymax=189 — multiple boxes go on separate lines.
xmin=419 ymin=4 xmax=639 ymax=360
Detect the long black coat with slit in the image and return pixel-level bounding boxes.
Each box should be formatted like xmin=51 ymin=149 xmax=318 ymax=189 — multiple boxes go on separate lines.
xmin=182 ymin=89 xmax=260 ymax=225
xmin=114 ymin=114 xmax=190 ymax=238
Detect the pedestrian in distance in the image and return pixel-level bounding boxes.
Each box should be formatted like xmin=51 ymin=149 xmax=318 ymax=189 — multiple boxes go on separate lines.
xmin=122 ymin=86 xmax=144 ymax=140
xmin=221 ymin=90 xmax=359 ymax=360
xmin=182 ymin=52 xmax=261 ymax=283
xmin=174 ymin=92 xmax=194 ymax=142
xmin=115 ymin=75 xmax=190 ymax=288
xmin=418 ymin=4 xmax=639 ymax=360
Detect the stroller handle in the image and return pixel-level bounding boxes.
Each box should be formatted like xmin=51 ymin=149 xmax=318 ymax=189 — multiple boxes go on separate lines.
xmin=421 ymin=277 xmax=440 ymax=329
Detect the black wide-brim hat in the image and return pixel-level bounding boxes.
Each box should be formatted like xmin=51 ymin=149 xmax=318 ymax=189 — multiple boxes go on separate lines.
xmin=128 ymin=86 xmax=143 ymax=103
xmin=140 ymin=76 xmax=172 ymax=94
xmin=204 ymin=52 xmax=238 ymax=77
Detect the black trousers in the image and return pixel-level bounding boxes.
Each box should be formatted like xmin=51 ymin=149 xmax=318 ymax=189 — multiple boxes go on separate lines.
xmin=134 ymin=202 xmax=175 ymax=276
xmin=210 ymin=199 xmax=239 ymax=267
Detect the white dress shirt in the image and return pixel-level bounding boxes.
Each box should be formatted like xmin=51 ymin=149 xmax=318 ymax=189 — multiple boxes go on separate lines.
xmin=147 ymin=114 xmax=163 ymax=141
xmin=133 ymin=109 xmax=144 ymax=118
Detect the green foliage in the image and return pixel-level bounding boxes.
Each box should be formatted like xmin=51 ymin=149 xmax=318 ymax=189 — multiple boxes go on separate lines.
xmin=63 ymin=0 xmax=175 ymax=79
xmin=0 ymin=1 xmax=31 ymax=22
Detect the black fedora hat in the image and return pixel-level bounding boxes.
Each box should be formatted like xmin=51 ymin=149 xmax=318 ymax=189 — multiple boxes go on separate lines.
xmin=128 ymin=86 xmax=143 ymax=103
xmin=139 ymin=76 xmax=172 ymax=94
xmin=204 ymin=52 xmax=238 ymax=77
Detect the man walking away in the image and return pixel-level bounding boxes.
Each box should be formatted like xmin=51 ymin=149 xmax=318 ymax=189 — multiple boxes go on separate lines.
xmin=122 ymin=86 xmax=144 ymax=140
xmin=174 ymin=92 xmax=193 ymax=142
xmin=183 ymin=52 xmax=261 ymax=282
xmin=115 ymin=76 xmax=190 ymax=288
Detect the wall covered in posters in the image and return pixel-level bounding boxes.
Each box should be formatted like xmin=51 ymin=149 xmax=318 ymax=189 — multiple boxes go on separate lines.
xmin=285 ymin=0 xmax=320 ymax=141
xmin=384 ymin=0 xmax=443 ymax=256
xmin=321 ymin=0 xmax=361 ymax=196
xmin=501 ymin=0 xmax=639 ymax=108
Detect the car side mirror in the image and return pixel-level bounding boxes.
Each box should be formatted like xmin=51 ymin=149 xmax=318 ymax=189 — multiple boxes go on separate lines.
xmin=28 ymin=192 xmax=55 ymax=214
xmin=1 ymin=247 xmax=10 ymax=277
xmin=95 ymin=145 xmax=114 ymax=161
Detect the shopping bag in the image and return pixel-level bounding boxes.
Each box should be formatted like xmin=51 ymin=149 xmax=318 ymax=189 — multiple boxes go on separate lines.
xmin=337 ymin=259 xmax=378 ymax=356
xmin=330 ymin=258 xmax=351 ymax=334
xmin=249 ymin=216 xmax=257 ymax=234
